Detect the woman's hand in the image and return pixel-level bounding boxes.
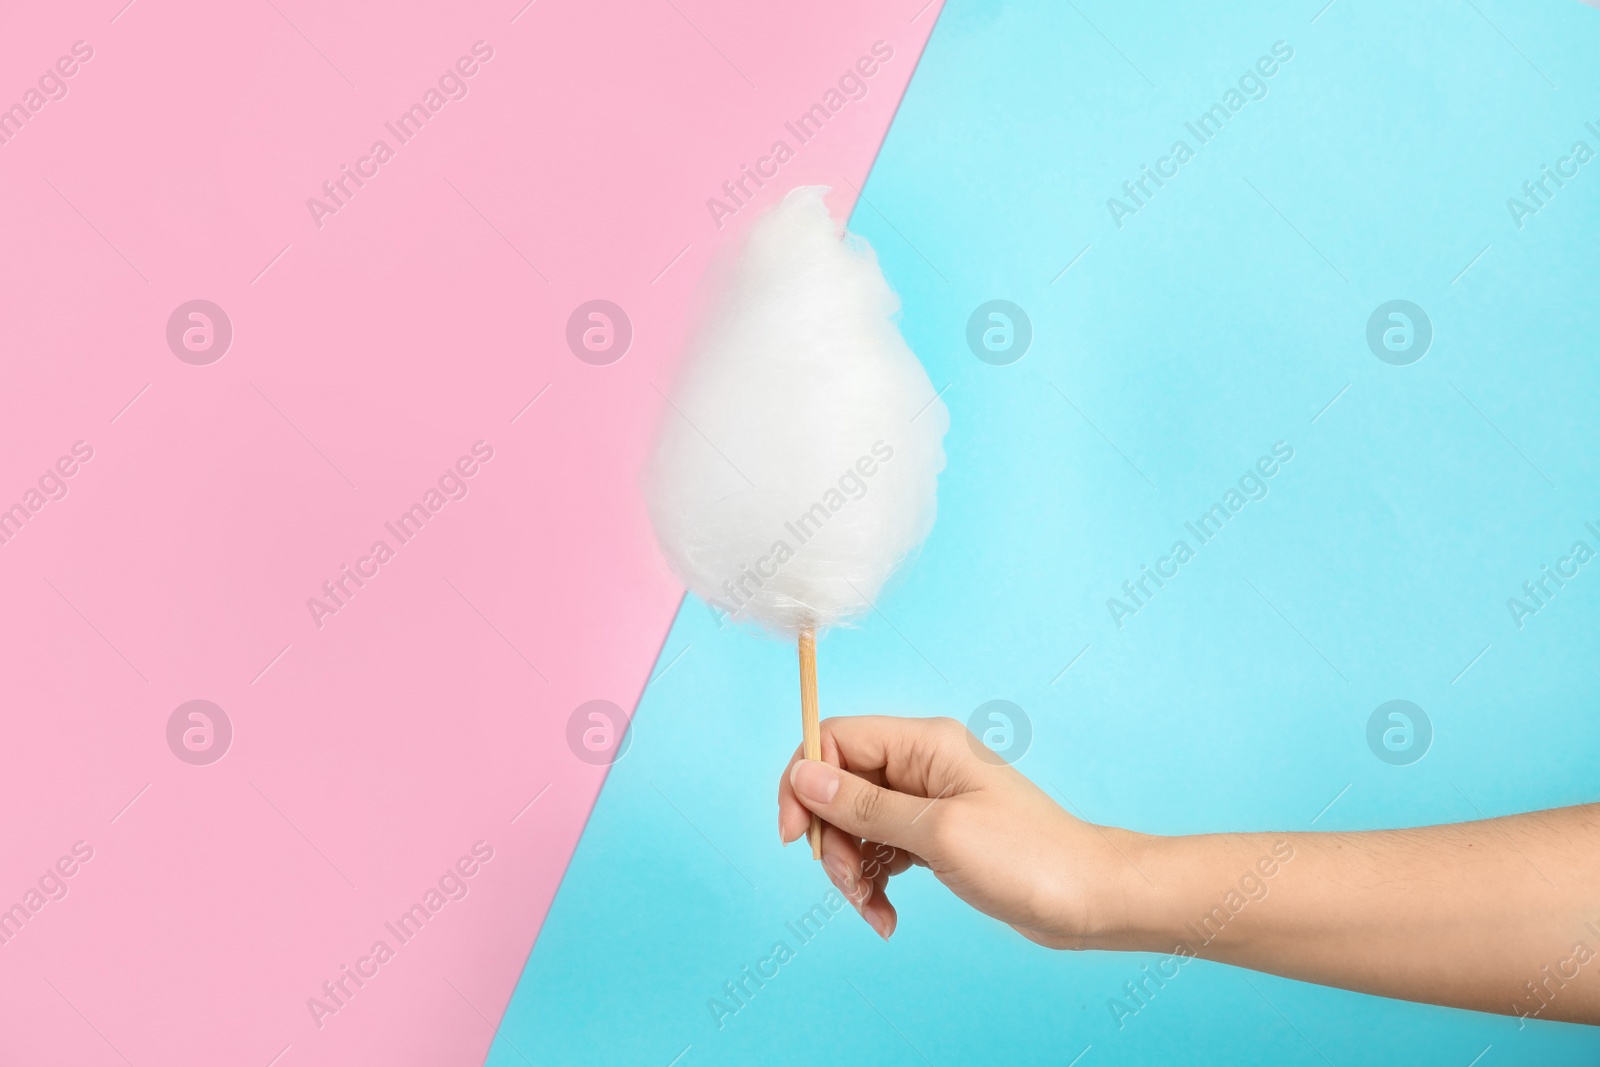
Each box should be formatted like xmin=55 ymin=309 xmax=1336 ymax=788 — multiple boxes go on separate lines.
xmin=778 ymin=715 xmax=1600 ymax=1025
xmin=776 ymin=715 xmax=1150 ymax=948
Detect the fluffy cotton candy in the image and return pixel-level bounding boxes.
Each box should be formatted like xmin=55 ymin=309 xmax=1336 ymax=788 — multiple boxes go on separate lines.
xmin=645 ymin=185 xmax=948 ymax=636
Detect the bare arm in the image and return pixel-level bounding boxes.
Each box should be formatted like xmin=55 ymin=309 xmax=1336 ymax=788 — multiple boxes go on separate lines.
xmin=1119 ymin=810 xmax=1600 ymax=1023
xmin=776 ymin=715 xmax=1600 ymax=1025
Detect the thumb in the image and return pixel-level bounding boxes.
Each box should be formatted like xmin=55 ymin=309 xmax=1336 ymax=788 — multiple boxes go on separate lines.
xmin=790 ymin=759 xmax=935 ymax=856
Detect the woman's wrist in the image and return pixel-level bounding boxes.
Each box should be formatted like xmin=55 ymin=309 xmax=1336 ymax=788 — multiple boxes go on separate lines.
xmin=1077 ymin=830 xmax=1300 ymax=957
xmin=1074 ymin=829 xmax=1190 ymax=953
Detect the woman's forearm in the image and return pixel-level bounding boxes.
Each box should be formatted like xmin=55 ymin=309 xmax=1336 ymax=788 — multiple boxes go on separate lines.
xmin=779 ymin=717 xmax=1600 ymax=1025
xmin=1102 ymin=806 xmax=1600 ymax=1023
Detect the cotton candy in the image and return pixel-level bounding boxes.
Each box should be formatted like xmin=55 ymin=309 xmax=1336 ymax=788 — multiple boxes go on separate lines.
xmin=644 ymin=186 xmax=947 ymax=636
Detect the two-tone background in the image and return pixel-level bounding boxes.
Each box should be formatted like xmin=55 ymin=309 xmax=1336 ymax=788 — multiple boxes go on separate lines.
xmin=2 ymin=1 xmax=1598 ymax=1064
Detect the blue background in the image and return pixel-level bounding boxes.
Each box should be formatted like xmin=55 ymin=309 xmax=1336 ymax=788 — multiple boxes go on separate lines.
xmin=492 ymin=0 xmax=1600 ymax=1062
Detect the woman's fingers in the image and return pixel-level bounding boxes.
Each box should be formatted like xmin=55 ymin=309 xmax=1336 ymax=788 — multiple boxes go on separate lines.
xmin=861 ymin=843 xmax=912 ymax=938
xmin=817 ymin=715 xmax=972 ymax=798
xmin=777 ymin=738 xmax=820 ymax=844
xmin=819 ymin=823 xmax=871 ymax=905
xmin=860 ymin=864 xmax=898 ymax=940
xmin=817 ymin=827 xmax=907 ymax=940
xmin=860 ymin=841 xmax=916 ymax=881
xmin=788 ymin=759 xmax=944 ymax=857
xmin=778 ymin=770 xmax=810 ymax=846
xmin=779 ymin=715 xmax=977 ymax=846
xmin=818 ymin=832 xmax=915 ymax=904
xmin=778 ymin=716 xmax=987 ymax=938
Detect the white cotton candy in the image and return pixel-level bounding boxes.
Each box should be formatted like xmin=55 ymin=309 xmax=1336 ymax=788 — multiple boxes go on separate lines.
xmin=645 ymin=185 xmax=948 ymax=637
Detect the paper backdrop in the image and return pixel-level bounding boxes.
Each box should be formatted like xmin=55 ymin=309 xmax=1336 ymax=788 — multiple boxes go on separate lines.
xmin=491 ymin=0 xmax=1600 ymax=1064
xmin=0 ymin=1 xmax=941 ymax=1064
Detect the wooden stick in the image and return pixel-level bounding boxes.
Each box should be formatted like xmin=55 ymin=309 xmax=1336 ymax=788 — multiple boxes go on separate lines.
xmin=798 ymin=625 xmax=823 ymax=859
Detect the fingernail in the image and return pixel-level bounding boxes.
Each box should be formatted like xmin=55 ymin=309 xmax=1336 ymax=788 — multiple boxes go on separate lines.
xmin=823 ymin=854 xmax=854 ymax=890
xmin=791 ymin=760 xmax=839 ymax=805
xmin=865 ymin=908 xmax=891 ymax=941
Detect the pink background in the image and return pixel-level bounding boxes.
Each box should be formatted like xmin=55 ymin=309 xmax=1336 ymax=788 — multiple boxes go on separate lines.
xmin=0 ymin=1 xmax=939 ymax=1064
